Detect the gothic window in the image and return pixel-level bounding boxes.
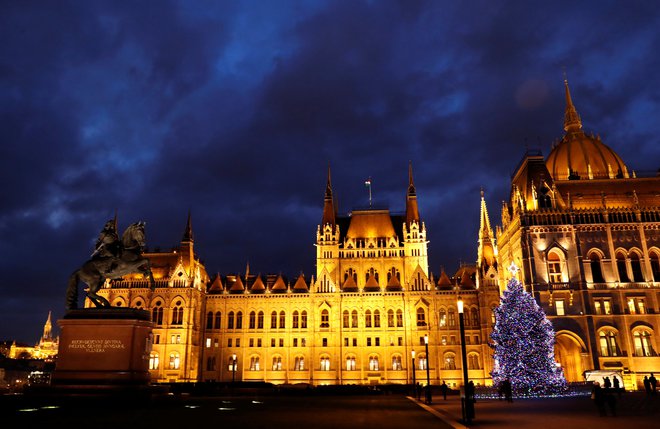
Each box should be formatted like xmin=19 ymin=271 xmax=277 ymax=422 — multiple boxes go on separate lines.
xmin=650 ymin=252 xmax=660 ymax=282
xmin=416 ymin=307 xmax=426 ymax=327
xmin=547 ymin=251 xmax=563 ymax=283
xmin=149 ymin=352 xmax=159 ymax=370
xmin=419 ymin=354 xmax=427 ymax=370
xmin=444 ymin=353 xmax=456 ymax=370
xmin=346 ymin=356 xmax=356 ymax=371
xmin=396 ymin=309 xmax=403 ymax=327
xmin=351 ymin=310 xmax=358 ymax=328
xmin=236 ymin=311 xmax=243 ymax=329
xmin=249 ymin=311 xmax=256 ymax=329
xmin=439 ymin=309 xmax=446 ymax=328
xmin=172 ymin=300 xmax=184 ymax=325
xmin=272 ymin=356 xmax=282 ymax=371
xmin=206 ymin=311 xmax=213 ymax=329
xmin=293 ymin=311 xmax=299 ymax=328
xmin=392 ymin=355 xmax=402 ymax=370
xmin=320 ymin=356 xmax=330 ymax=371
xmin=257 ymin=311 xmax=264 ymax=329
xmin=320 ymin=309 xmax=329 ymax=328
xmin=633 ymin=329 xmax=655 ymax=357
xmin=343 ymin=310 xmax=350 ymax=328
xmin=387 ymin=309 xmax=394 ymax=327
xmin=168 ymin=352 xmax=180 ymax=370
xmin=294 ymin=356 xmax=305 ymax=371
xmin=365 ymin=310 xmax=372 ymax=328
xmin=271 ymin=311 xmax=277 ymax=329
xmin=374 ymin=310 xmax=381 ymax=328
xmin=616 ymin=252 xmax=630 ymax=282
xmin=344 ymin=268 xmax=357 ymax=283
xmin=250 ymin=356 xmax=260 ymax=371
xmin=471 ymin=308 xmax=479 ymax=327
xmin=279 ymin=311 xmax=285 ymax=329
xmin=630 ymin=252 xmax=644 ymax=282
xmin=599 ymin=330 xmax=619 ymax=357
xmin=152 ymin=301 xmax=164 ymax=326
xmin=215 ymin=311 xmax=222 ymax=329
xmin=228 ymin=311 xmax=235 ymax=329
xmin=589 ymin=252 xmax=605 ymax=283
xmin=538 ymin=185 xmax=552 ymax=208
xmin=369 ymin=355 xmax=379 ymax=371
xmin=301 ymin=311 xmax=308 ymax=328
xmin=387 ymin=267 xmax=400 ymax=282
xmin=366 ymin=267 xmax=379 ymax=283
xmin=468 ymin=353 xmax=480 ymax=370
xmin=448 ymin=309 xmax=456 ymax=328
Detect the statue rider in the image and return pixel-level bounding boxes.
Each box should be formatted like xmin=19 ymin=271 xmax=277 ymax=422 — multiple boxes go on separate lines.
xmin=92 ymin=219 xmax=120 ymax=273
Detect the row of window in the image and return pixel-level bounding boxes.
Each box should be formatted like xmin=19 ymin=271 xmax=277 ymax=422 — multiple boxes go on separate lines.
xmin=598 ymin=329 xmax=657 ymax=357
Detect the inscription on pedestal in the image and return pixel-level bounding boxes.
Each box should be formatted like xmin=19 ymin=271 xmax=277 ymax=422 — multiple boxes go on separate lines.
xmin=68 ymin=339 xmax=126 ymax=353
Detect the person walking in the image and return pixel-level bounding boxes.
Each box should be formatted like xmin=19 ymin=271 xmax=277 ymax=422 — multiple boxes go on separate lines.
xmin=643 ymin=375 xmax=651 ymax=396
xmin=440 ymin=380 xmax=448 ymax=400
xmin=612 ymin=375 xmax=621 ymax=398
xmin=650 ymin=373 xmax=657 ymax=395
xmin=503 ymin=379 xmax=513 ymax=403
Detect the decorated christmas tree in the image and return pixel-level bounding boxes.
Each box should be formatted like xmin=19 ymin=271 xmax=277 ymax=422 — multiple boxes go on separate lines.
xmin=490 ymin=263 xmax=567 ymax=396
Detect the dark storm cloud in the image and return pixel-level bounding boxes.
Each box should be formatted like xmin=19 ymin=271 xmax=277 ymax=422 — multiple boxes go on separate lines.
xmin=2 ymin=0 xmax=660 ymax=342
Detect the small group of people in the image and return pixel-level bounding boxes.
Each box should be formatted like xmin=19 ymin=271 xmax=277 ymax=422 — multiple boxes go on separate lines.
xmin=643 ymin=373 xmax=657 ymax=395
xmin=591 ymin=379 xmax=618 ymax=417
xmin=497 ymin=379 xmax=513 ymax=402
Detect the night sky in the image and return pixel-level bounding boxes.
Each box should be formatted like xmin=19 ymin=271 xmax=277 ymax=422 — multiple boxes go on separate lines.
xmin=2 ymin=1 xmax=660 ymax=343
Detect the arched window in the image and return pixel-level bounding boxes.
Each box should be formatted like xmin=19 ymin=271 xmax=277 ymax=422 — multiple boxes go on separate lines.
xmin=616 ymin=252 xmax=630 ymax=282
xmin=272 ymin=356 xmax=282 ymax=371
xmin=547 ymin=251 xmax=563 ymax=283
xmin=279 ymin=311 xmax=285 ymax=329
xmin=491 ymin=306 xmax=497 ymax=325
xmin=365 ymin=310 xmax=372 ymax=328
xmin=271 ymin=311 xmax=277 ymax=329
xmin=149 ymin=352 xmax=159 ymax=370
xmin=249 ymin=356 xmax=260 ymax=371
xmin=320 ymin=309 xmax=329 ymax=328
xmin=346 ymin=356 xmax=356 ymax=371
xmin=214 ymin=311 xmax=222 ymax=329
xmin=152 ymin=301 xmax=164 ymax=325
xmin=228 ymin=311 xmax=235 ymax=329
xmin=293 ymin=311 xmax=299 ymax=328
xmin=206 ymin=311 xmax=214 ymax=329
xmin=320 ymin=356 xmax=330 ymax=371
xmin=589 ymin=252 xmax=605 ymax=283
xmin=468 ymin=353 xmax=480 ymax=369
xmin=236 ymin=311 xmax=243 ymax=329
xmin=168 ymin=352 xmax=180 ymax=370
xmin=538 ymin=185 xmax=552 ymax=208
xmin=633 ymin=329 xmax=655 ymax=357
xmin=387 ymin=309 xmax=394 ymax=327
xmin=172 ymin=300 xmax=184 ymax=325
xmin=369 ymin=355 xmax=379 ymax=371
xmin=599 ymin=330 xmax=619 ymax=357
xmin=416 ymin=307 xmax=426 ymax=327
xmin=351 ymin=310 xmax=358 ymax=328
xmin=418 ymin=354 xmax=427 ymax=370
xmin=630 ymin=252 xmax=644 ymax=282
xmin=249 ymin=311 xmax=256 ymax=329
xmin=301 ymin=311 xmax=308 ymax=328
xmin=448 ymin=309 xmax=456 ymax=327
xmin=374 ymin=310 xmax=381 ymax=328
xmin=439 ymin=309 xmax=447 ymax=328
xmin=471 ymin=308 xmax=479 ymax=327
xmin=343 ymin=310 xmax=350 ymax=328
xmin=396 ymin=309 xmax=403 ymax=327
xmin=257 ymin=311 xmax=264 ymax=329
xmin=650 ymin=252 xmax=660 ymax=282
xmin=294 ymin=356 xmax=305 ymax=371
xmin=444 ymin=353 xmax=456 ymax=370
xmin=392 ymin=355 xmax=402 ymax=370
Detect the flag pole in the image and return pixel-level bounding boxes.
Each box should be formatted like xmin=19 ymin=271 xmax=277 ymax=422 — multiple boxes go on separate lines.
xmin=365 ymin=177 xmax=372 ymax=207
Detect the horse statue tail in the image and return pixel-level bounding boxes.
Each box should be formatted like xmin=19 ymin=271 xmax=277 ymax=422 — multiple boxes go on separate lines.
xmin=65 ymin=269 xmax=81 ymax=310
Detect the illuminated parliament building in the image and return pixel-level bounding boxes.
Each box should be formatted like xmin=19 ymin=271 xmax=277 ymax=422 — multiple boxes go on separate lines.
xmin=92 ymin=81 xmax=660 ymax=390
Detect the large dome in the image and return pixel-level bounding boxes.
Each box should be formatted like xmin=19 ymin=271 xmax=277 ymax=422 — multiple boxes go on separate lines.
xmin=546 ymin=132 xmax=628 ymax=181
xmin=545 ymin=80 xmax=628 ymax=181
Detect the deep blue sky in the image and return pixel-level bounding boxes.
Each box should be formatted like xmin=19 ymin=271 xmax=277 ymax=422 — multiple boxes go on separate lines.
xmin=2 ymin=1 xmax=660 ymax=343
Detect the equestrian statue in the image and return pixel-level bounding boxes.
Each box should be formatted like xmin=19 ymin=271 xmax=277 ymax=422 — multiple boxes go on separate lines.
xmin=65 ymin=218 xmax=156 ymax=310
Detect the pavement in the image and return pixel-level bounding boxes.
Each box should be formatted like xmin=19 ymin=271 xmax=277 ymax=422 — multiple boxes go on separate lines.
xmin=409 ymin=390 xmax=660 ymax=429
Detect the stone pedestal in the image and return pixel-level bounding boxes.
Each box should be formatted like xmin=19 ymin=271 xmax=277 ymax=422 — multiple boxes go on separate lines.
xmin=52 ymin=308 xmax=153 ymax=387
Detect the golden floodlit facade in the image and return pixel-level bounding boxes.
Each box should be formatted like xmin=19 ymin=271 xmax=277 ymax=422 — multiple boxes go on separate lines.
xmin=92 ymin=81 xmax=660 ymax=389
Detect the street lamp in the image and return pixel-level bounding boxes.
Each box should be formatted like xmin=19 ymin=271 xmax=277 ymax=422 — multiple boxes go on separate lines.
xmin=232 ymin=353 xmax=237 ymax=384
xmin=458 ymin=296 xmax=474 ymax=423
xmin=411 ymin=350 xmax=416 ymax=398
xmin=424 ymin=334 xmax=431 ymax=404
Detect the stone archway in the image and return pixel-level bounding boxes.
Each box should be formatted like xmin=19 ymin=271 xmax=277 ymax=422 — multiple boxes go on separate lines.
xmin=554 ymin=332 xmax=585 ymax=382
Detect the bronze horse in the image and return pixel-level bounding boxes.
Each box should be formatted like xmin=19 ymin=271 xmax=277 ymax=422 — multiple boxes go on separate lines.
xmin=65 ymin=221 xmax=155 ymax=310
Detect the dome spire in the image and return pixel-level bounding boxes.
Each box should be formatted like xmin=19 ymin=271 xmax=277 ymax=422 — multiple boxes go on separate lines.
xmin=563 ymin=78 xmax=582 ymax=133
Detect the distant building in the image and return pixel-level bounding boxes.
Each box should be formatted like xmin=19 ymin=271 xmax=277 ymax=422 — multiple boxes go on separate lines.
xmin=86 ymin=80 xmax=658 ymax=389
xmin=9 ymin=311 xmax=58 ymax=361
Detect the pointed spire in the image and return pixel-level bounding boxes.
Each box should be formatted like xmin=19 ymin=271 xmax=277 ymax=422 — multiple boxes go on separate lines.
xmin=322 ymin=163 xmax=336 ymax=227
xmin=563 ymin=78 xmax=582 ymax=133
xmin=478 ymin=189 xmax=497 ymax=270
xmin=182 ymin=210 xmax=194 ymax=242
xmin=42 ymin=311 xmax=53 ymax=341
xmin=479 ymin=188 xmax=494 ymax=240
xmin=406 ymin=161 xmax=420 ymax=225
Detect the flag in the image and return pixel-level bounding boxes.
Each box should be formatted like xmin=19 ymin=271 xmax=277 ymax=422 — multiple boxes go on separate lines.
xmin=365 ymin=178 xmax=371 ymax=187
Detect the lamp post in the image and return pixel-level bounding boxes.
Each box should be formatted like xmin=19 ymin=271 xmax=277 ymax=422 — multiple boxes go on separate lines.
xmin=232 ymin=353 xmax=237 ymax=384
xmin=411 ymin=350 xmax=416 ymax=398
xmin=458 ymin=296 xmax=474 ymax=423
xmin=424 ymin=334 xmax=431 ymax=404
